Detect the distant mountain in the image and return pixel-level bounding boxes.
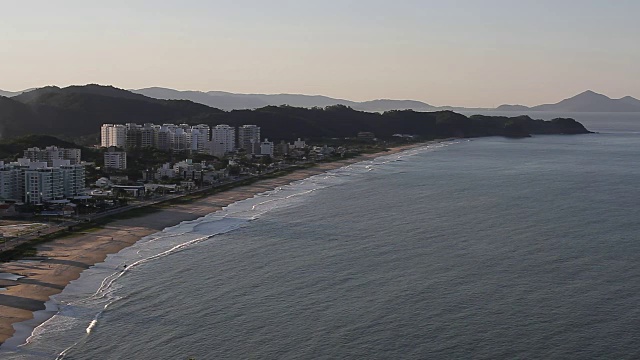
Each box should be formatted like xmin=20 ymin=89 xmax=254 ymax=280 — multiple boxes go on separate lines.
xmin=0 ymin=89 xmax=27 ymax=98
xmin=355 ymin=99 xmax=434 ymax=112
xmin=495 ymin=104 xmax=533 ymax=112
xmin=496 ymin=91 xmax=640 ymax=112
xmin=133 ymin=87 xmax=434 ymax=112
xmin=133 ymin=87 xmax=268 ymax=110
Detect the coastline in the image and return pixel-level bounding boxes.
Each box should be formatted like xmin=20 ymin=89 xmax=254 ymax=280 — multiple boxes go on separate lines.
xmin=0 ymin=141 xmax=436 ymax=347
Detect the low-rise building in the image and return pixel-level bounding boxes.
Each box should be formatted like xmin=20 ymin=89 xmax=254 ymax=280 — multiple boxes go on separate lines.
xmin=292 ymin=138 xmax=306 ymax=149
xmin=156 ymin=163 xmax=176 ymax=179
xmin=260 ymin=139 xmax=274 ymax=156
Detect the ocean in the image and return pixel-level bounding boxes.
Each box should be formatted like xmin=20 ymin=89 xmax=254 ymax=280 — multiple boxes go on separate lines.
xmin=2 ymin=112 xmax=640 ymax=359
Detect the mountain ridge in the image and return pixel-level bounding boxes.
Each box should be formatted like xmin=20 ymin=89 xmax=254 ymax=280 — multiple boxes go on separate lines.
xmin=4 ymin=85 xmax=637 ymax=112
xmin=133 ymin=87 xmax=435 ymax=112
xmin=496 ymin=90 xmax=640 ymax=112
xmin=0 ymin=84 xmax=589 ymax=142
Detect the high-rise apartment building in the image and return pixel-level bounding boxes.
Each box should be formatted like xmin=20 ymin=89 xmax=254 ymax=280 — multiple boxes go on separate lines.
xmin=191 ymin=125 xmax=210 ymax=153
xmin=211 ymin=125 xmax=235 ymax=158
xmin=238 ymin=125 xmax=261 ymax=154
xmin=101 ymin=124 xmax=127 ymax=148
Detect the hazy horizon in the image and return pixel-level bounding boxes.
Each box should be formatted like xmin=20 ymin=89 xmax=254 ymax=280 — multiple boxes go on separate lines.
xmin=2 ymin=1 xmax=639 ymax=107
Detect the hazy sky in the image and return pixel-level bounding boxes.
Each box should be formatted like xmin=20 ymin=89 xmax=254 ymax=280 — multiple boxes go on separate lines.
xmin=2 ymin=0 xmax=639 ymax=107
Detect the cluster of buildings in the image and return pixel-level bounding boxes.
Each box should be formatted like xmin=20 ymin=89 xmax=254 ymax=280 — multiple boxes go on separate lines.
xmin=0 ymin=146 xmax=86 ymax=205
xmin=23 ymin=146 xmax=82 ymax=166
xmin=0 ymin=151 xmax=85 ymax=205
xmin=153 ymin=159 xmax=228 ymax=183
xmin=101 ymin=123 xmax=307 ymax=160
xmin=101 ymin=123 xmax=211 ymax=153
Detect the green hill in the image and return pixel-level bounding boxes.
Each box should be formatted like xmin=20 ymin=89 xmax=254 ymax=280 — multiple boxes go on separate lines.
xmin=0 ymin=85 xmax=590 ymax=142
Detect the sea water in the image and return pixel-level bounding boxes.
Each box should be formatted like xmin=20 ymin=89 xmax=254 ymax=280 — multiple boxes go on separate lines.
xmin=2 ymin=113 xmax=640 ymax=359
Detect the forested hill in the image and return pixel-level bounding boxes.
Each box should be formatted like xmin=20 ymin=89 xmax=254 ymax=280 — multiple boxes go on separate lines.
xmin=0 ymin=85 xmax=590 ymax=142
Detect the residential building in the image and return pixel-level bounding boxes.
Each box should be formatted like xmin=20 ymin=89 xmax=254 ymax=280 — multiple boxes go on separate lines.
xmin=125 ymin=123 xmax=142 ymax=149
xmin=275 ymin=141 xmax=289 ymax=156
xmin=24 ymin=146 xmax=81 ymax=166
xmin=292 ymin=138 xmax=306 ymax=149
xmin=174 ymin=159 xmax=203 ymax=180
xmin=260 ymin=139 xmax=274 ymax=156
xmin=156 ymin=126 xmax=172 ymax=150
xmin=104 ymin=147 xmax=127 ymax=170
xmin=0 ymin=163 xmax=21 ymax=201
xmin=101 ymin=124 xmax=127 ymax=148
xmin=55 ymin=159 xmax=86 ymax=198
xmin=0 ymin=159 xmax=86 ymax=204
xmin=211 ymin=124 xmax=235 ymax=157
xmin=141 ymin=123 xmax=159 ymax=148
xmin=156 ymin=163 xmax=176 ymax=179
xmin=24 ymin=167 xmax=64 ymax=204
xmin=238 ymin=125 xmax=261 ymax=154
xmin=191 ymin=125 xmax=210 ymax=153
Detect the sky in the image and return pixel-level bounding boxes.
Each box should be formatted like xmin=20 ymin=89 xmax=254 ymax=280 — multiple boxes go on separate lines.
xmin=1 ymin=0 xmax=639 ymax=107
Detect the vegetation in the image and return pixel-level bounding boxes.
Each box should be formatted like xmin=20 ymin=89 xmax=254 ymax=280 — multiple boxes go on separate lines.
xmin=0 ymin=85 xmax=590 ymax=142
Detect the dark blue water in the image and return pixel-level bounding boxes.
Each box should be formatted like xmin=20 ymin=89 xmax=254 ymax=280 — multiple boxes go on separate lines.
xmin=4 ymin=113 xmax=640 ymax=359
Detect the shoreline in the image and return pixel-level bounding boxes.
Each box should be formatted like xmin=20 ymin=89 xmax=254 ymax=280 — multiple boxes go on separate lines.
xmin=0 ymin=140 xmax=439 ymax=348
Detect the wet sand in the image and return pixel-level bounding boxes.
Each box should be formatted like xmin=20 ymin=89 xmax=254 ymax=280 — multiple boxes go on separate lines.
xmin=0 ymin=143 xmax=430 ymax=345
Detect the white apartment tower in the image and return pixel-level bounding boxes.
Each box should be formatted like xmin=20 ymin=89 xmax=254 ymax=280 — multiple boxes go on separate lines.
xmin=191 ymin=125 xmax=210 ymax=153
xmin=211 ymin=125 xmax=235 ymax=158
xmin=101 ymin=124 xmax=127 ymax=148
xmin=56 ymin=160 xmax=86 ymax=198
xmin=238 ymin=125 xmax=261 ymax=155
xmin=24 ymin=168 xmax=64 ymax=204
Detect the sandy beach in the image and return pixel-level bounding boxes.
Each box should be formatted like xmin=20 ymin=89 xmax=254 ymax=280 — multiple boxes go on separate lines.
xmin=0 ymin=142 xmax=430 ymax=346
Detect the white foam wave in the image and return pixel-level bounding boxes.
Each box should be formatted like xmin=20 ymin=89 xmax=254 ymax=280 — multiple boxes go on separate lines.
xmin=85 ymin=320 xmax=97 ymax=334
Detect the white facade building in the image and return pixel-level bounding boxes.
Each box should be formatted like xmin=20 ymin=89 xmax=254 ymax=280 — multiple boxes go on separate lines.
xmin=24 ymin=168 xmax=64 ymax=204
xmin=0 ymin=159 xmax=85 ymax=204
xmin=211 ymin=124 xmax=236 ymax=158
xmin=191 ymin=125 xmax=210 ymax=153
xmin=101 ymin=124 xmax=127 ymax=148
xmin=104 ymin=147 xmax=127 ymax=170
xmin=55 ymin=160 xmax=86 ymax=198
